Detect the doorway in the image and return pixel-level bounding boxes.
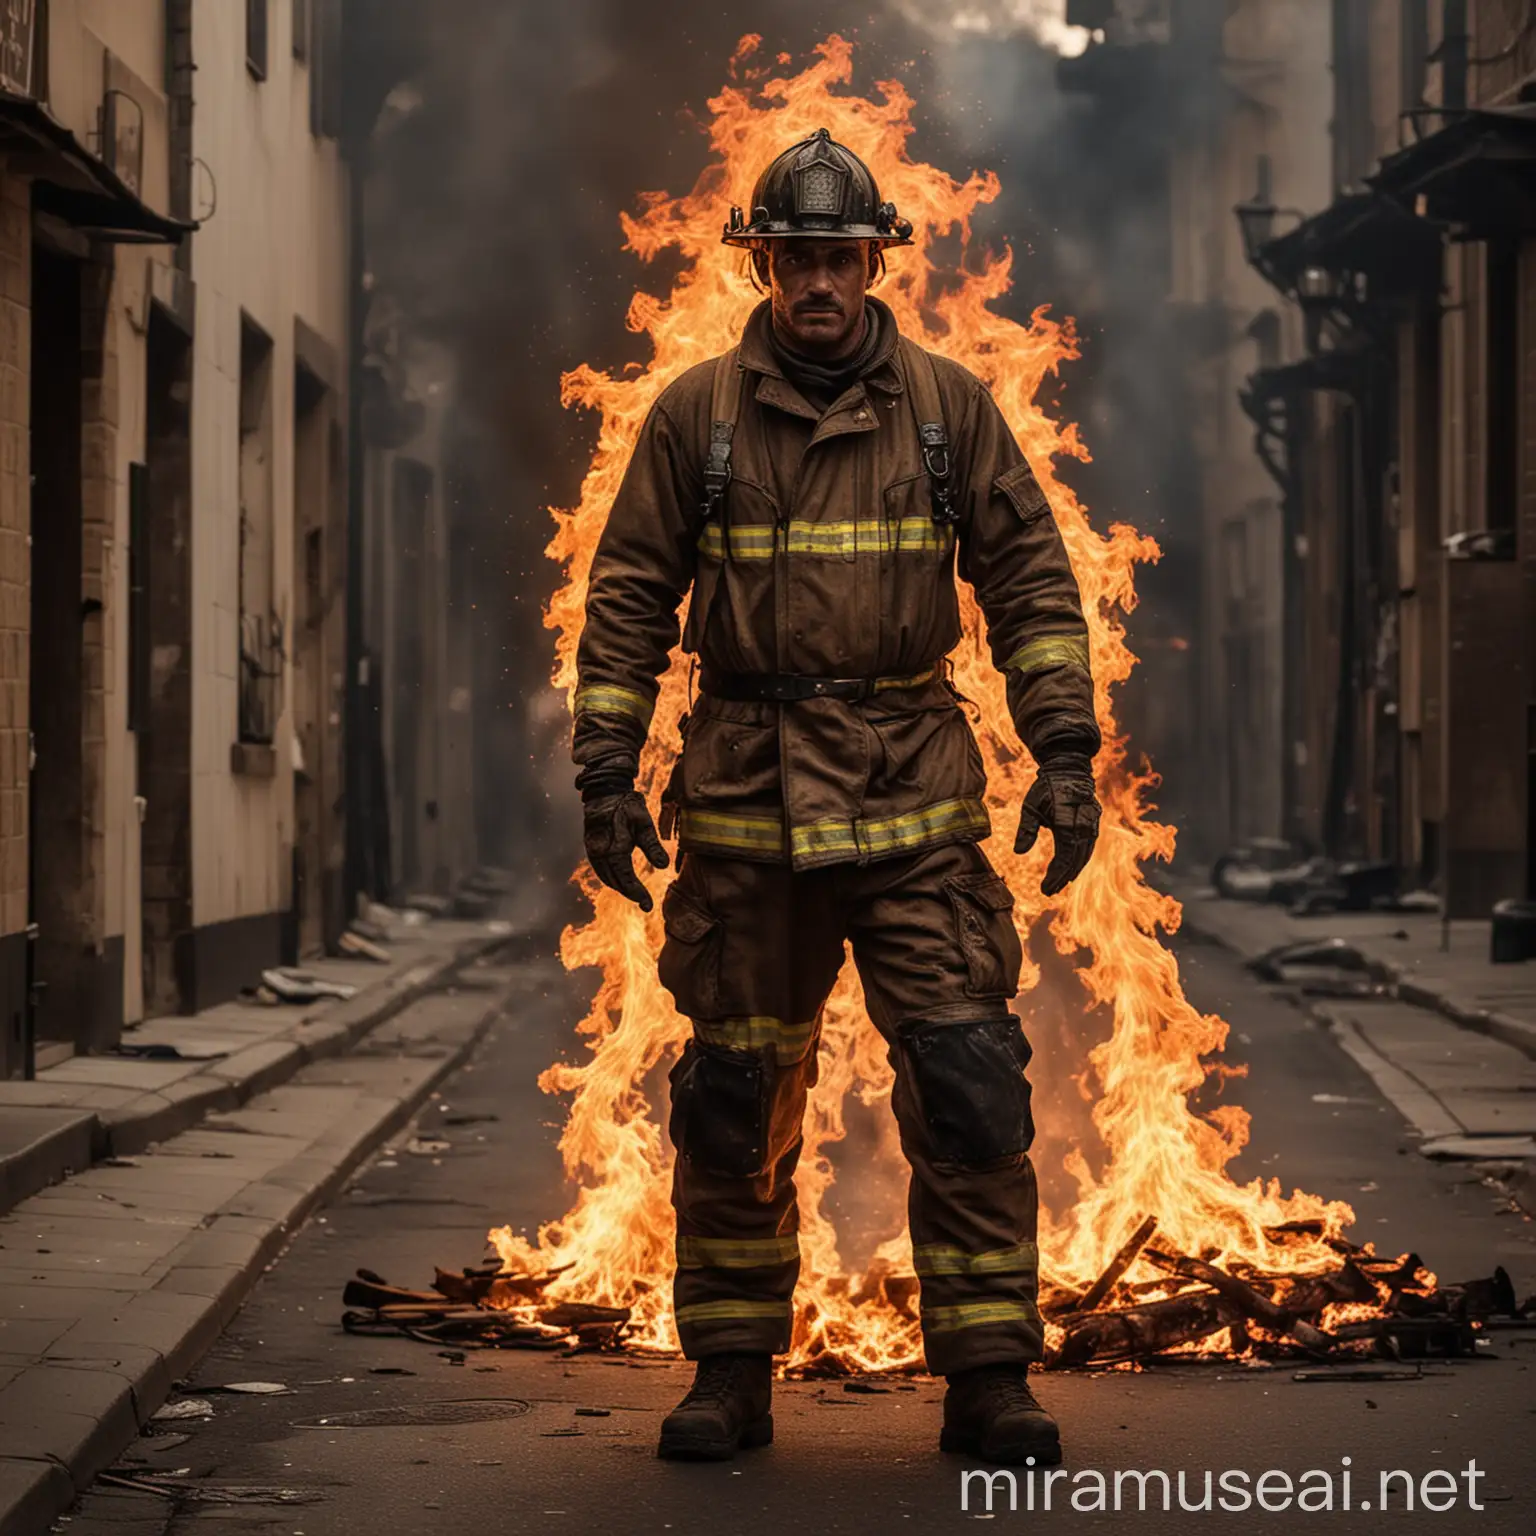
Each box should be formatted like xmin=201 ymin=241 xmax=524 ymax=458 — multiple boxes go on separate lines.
xmin=391 ymin=459 xmax=432 ymax=895
xmin=138 ymin=308 xmax=194 ymax=1016
xmin=28 ymin=246 xmax=84 ymax=1049
xmin=291 ymin=361 xmax=333 ymax=958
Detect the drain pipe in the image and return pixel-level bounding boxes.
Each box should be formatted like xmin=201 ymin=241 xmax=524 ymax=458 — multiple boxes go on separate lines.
xmin=343 ymin=137 xmax=370 ymax=922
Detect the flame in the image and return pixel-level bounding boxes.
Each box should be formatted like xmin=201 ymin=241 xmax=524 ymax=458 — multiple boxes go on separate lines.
xmin=489 ymin=35 xmax=1355 ymax=1370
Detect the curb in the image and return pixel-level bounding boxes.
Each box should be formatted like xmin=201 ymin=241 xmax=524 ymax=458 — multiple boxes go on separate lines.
xmin=0 ymin=1111 xmax=95 ymax=1217
xmin=0 ymin=986 xmax=509 ymax=1536
xmin=1176 ymin=900 xmax=1536 ymax=1064
xmin=0 ymin=932 xmax=507 ymax=1212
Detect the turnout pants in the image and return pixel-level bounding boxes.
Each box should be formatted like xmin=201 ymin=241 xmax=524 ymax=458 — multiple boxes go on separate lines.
xmin=659 ymin=841 xmax=1043 ymax=1377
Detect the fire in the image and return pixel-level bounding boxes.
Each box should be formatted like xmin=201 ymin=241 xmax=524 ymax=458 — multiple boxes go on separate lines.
xmin=489 ymin=35 xmax=1356 ymax=1370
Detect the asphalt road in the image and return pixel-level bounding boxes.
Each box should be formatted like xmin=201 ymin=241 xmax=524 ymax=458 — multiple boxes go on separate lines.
xmin=61 ymin=937 xmax=1536 ymax=1536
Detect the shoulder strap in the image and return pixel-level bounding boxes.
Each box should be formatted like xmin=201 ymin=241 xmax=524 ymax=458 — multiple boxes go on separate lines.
xmin=900 ymin=339 xmax=958 ymax=527
xmin=701 ymin=347 xmax=745 ymax=525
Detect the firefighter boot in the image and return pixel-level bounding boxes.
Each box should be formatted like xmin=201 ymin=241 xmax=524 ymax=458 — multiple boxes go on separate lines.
xmin=657 ymin=1352 xmax=774 ymax=1461
xmin=940 ymin=1364 xmax=1062 ymax=1466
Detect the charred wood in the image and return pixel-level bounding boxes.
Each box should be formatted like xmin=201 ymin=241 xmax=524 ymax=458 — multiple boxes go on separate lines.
xmin=1063 ymin=1215 xmax=1158 ymax=1316
xmin=1144 ymin=1248 xmax=1334 ymax=1353
xmin=1048 ymin=1291 xmax=1235 ymax=1367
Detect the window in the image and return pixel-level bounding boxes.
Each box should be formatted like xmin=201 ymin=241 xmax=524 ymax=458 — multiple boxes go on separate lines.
xmin=1399 ymin=0 xmax=1428 ymax=115
xmin=1485 ymin=239 xmax=1518 ymax=542
xmin=293 ymin=0 xmax=309 ymax=61
xmin=128 ymin=462 xmax=150 ymax=735
xmin=1440 ymin=0 xmax=1468 ymax=111
xmin=238 ymin=318 xmax=282 ymax=744
xmin=246 ymin=0 xmax=268 ymax=80
xmin=310 ymin=0 xmax=341 ymax=137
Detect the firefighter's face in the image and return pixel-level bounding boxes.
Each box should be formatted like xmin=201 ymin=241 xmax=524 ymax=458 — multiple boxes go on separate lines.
xmin=767 ymin=239 xmax=876 ymax=354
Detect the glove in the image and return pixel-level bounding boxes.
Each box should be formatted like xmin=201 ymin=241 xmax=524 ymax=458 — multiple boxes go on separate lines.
xmin=1014 ymin=751 xmax=1101 ymax=897
xmin=580 ymin=761 xmax=670 ymax=911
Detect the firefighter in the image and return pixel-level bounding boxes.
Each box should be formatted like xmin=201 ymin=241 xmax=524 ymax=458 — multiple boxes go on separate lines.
xmin=573 ymin=128 xmax=1100 ymax=1466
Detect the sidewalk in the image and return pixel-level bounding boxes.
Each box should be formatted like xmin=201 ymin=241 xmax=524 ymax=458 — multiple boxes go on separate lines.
xmin=0 ymin=914 xmax=537 ymax=1536
xmin=0 ymin=919 xmax=510 ymax=1219
xmin=1164 ymin=873 xmax=1536 ymax=1062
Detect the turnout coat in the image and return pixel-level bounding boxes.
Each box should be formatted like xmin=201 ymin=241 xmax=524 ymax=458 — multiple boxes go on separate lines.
xmin=572 ymin=298 xmax=1100 ymax=871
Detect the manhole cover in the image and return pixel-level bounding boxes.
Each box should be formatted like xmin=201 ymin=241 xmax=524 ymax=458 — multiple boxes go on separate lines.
xmin=295 ymin=1398 xmax=532 ymax=1429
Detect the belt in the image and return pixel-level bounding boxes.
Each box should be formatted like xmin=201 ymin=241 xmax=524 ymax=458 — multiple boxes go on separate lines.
xmin=704 ymin=667 xmax=938 ymax=703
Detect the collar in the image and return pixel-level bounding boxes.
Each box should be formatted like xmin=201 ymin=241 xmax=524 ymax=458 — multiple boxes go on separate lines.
xmin=737 ymin=297 xmax=906 ymax=399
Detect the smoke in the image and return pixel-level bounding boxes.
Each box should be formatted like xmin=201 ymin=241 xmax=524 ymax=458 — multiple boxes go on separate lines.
xmin=357 ymin=3 xmax=961 ymax=869
xmin=889 ymin=0 xmax=1090 ymax=56
xmin=356 ymin=0 xmax=1224 ymax=862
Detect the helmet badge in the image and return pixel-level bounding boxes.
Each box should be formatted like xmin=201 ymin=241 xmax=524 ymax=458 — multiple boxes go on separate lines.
xmin=793 ymin=128 xmax=849 ymax=217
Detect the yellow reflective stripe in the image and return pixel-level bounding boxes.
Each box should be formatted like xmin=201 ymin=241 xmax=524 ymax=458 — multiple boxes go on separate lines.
xmin=573 ymin=683 xmax=655 ymax=725
xmin=695 ymin=1015 xmax=819 ymax=1064
xmin=676 ymin=808 xmax=785 ymax=854
xmin=858 ymin=796 xmax=990 ymax=854
xmin=873 ymin=667 xmax=938 ymax=692
xmin=1004 ymin=633 xmax=1091 ymax=678
xmin=697 ymin=525 xmax=776 ymax=560
xmin=912 ymin=1242 xmax=1039 ymax=1278
xmin=790 ymin=819 xmax=859 ymax=860
xmin=675 ymin=1300 xmax=791 ymax=1325
xmin=788 ymin=796 xmax=990 ymax=864
xmin=787 ymin=519 xmax=950 ymax=555
xmin=698 ymin=518 xmax=951 ymax=562
xmin=682 ymin=797 xmax=985 ymax=863
xmin=922 ymin=1299 xmax=1042 ymax=1334
xmin=677 ymin=1235 xmax=800 ymax=1270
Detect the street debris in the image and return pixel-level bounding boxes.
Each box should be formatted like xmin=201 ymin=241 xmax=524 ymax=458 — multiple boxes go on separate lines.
xmin=1248 ymin=938 xmax=1386 ymax=998
xmin=294 ymin=1399 xmax=531 ymax=1429
xmin=149 ymin=1398 xmax=214 ymax=1421
xmin=110 ymin=1041 xmax=229 ymax=1062
xmin=339 ymin=929 xmax=392 ymax=963
xmin=337 ymin=1220 xmax=1533 ymax=1376
xmin=99 ymin=1471 xmax=323 ymax=1506
xmin=1212 ymin=846 xmax=1432 ymax=915
xmin=1419 ymin=1134 xmax=1536 ymax=1162
xmin=1292 ymin=1366 xmax=1428 ymax=1383
xmin=341 ymin=1263 xmax=629 ymax=1354
xmin=210 ymin=1382 xmax=289 ymax=1395
xmin=256 ymin=968 xmax=359 ymax=1005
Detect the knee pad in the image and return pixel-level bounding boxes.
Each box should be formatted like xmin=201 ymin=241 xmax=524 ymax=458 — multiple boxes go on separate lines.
xmin=898 ymin=1014 xmax=1034 ymax=1170
xmin=668 ymin=1042 xmax=774 ymax=1180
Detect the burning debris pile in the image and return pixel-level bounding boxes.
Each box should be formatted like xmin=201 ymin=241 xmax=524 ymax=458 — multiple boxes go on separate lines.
xmin=340 ymin=1215 xmax=1527 ymax=1374
xmin=342 ymin=1266 xmax=635 ymax=1357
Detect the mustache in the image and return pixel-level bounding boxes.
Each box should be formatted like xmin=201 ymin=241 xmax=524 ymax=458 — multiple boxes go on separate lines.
xmin=793 ymin=300 xmax=845 ymax=315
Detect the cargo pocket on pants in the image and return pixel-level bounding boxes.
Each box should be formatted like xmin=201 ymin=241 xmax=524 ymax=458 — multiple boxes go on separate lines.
xmin=899 ymin=1016 xmax=1034 ymax=1171
xmin=943 ymin=873 xmax=1024 ymax=1000
xmin=668 ymin=1040 xmax=773 ymax=1179
xmin=657 ymin=885 xmax=724 ymax=1020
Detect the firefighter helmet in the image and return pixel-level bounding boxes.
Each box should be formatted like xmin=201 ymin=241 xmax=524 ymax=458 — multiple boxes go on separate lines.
xmin=721 ymin=127 xmax=914 ymax=247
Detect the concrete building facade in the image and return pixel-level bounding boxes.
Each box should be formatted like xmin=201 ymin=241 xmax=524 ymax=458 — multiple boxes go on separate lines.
xmin=1065 ymin=0 xmax=1536 ymax=917
xmin=1238 ymin=0 xmax=1536 ymax=914
xmin=182 ymin=0 xmax=349 ymax=1002
xmin=0 ymin=0 xmax=351 ymax=1078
